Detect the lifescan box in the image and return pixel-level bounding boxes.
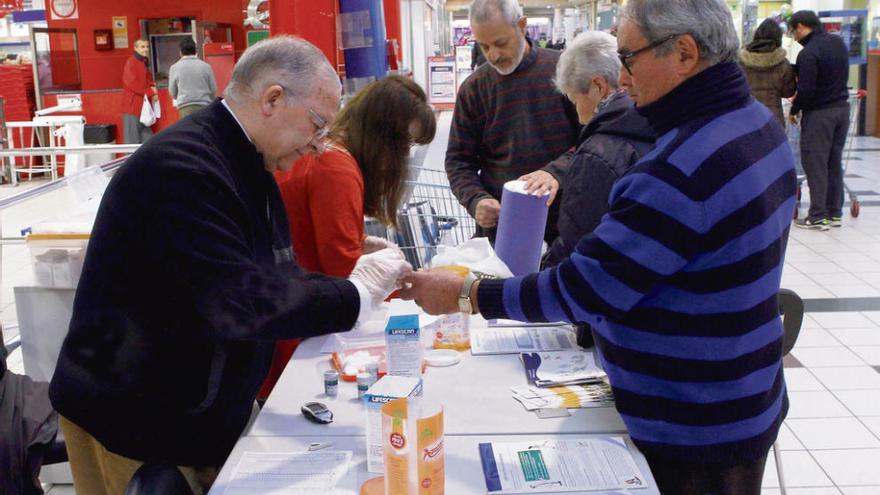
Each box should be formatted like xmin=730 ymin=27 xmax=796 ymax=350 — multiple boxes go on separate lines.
xmin=363 ymin=375 xmax=423 ymax=473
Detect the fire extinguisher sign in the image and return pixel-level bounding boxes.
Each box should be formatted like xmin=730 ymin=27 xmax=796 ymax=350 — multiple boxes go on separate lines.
xmin=50 ymin=0 xmax=79 ymax=20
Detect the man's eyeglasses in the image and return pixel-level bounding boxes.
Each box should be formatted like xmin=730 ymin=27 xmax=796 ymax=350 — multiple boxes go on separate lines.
xmin=308 ymin=108 xmax=330 ymax=153
xmin=618 ymin=33 xmax=683 ymax=75
xmin=276 ymin=82 xmax=332 ymax=154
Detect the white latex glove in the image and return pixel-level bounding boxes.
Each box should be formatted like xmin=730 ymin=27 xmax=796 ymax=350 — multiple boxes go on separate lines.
xmin=362 ymin=235 xmax=403 ymax=257
xmin=348 ymin=248 xmax=413 ymax=307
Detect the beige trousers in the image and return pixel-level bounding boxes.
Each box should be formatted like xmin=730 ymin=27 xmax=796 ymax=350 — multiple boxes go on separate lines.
xmin=59 ymin=416 xmax=218 ymax=495
xmin=177 ymin=105 xmax=206 ymax=119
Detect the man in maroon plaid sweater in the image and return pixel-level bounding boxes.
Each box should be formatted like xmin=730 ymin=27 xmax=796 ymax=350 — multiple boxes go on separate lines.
xmin=446 ymin=0 xmax=581 ymax=243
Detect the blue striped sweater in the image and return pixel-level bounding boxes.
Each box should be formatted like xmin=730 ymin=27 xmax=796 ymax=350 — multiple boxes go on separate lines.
xmin=477 ymin=62 xmax=796 ymax=465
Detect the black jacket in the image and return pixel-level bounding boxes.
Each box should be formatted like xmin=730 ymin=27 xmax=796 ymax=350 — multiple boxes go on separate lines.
xmin=49 ymin=100 xmax=361 ymax=466
xmin=546 ymin=92 xmax=656 ymax=266
xmin=791 ymin=30 xmax=850 ymax=114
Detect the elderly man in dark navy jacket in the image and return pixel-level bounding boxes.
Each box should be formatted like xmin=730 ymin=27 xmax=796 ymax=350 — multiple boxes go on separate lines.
xmin=49 ymin=36 xmax=410 ymax=495
xmin=788 ymin=10 xmax=851 ymax=230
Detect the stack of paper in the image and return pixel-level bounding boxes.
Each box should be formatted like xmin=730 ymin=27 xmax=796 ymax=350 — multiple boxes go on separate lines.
xmin=470 ymin=326 xmax=579 ymax=355
xmin=224 ymin=451 xmax=356 ymax=494
xmin=487 ymin=318 xmax=568 ymax=328
xmin=520 ymin=351 xmax=605 ymax=387
xmin=511 ymin=382 xmax=614 ymax=411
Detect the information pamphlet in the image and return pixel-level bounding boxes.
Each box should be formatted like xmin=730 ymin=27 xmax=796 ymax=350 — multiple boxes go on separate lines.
xmin=223 ymin=451 xmax=355 ymax=495
xmin=520 ymin=351 xmax=606 ymax=387
xmin=487 ymin=319 xmax=568 ymax=328
xmin=511 ymin=382 xmax=614 ymax=411
xmin=471 ymin=326 xmax=578 ymax=355
xmin=479 ymin=437 xmax=648 ymax=493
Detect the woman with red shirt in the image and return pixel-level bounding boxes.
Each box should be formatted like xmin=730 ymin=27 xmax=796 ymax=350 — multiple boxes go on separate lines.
xmin=258 ymin=75 xmax=436 ymax=399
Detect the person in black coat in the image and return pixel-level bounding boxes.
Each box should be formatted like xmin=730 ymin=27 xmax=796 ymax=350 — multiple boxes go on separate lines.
xmin=788 ymin=10 xmax=851 ymax=229
xmin=544 ymin=30 xmax=656 ymax=346
xmin=545 ymin=30 xmax=655 ymax=266
xmin=48 ymin=36 xmax=411 ymax=494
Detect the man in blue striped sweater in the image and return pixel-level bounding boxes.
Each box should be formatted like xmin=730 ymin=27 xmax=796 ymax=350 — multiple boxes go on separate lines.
xmin=403 ymin=0 xmax=797 ymax=492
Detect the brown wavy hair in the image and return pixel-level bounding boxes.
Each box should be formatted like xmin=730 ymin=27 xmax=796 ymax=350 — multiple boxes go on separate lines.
xmin=330 ymin=75 xmax=436 ymax=228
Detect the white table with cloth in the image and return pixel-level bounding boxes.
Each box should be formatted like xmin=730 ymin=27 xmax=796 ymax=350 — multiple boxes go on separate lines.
xmin=208 ymin=301 xmax=659 ymax=495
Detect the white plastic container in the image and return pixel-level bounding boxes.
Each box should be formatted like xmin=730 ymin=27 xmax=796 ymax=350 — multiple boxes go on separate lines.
xmin=26 ymin=234 xmax=89 ymax=288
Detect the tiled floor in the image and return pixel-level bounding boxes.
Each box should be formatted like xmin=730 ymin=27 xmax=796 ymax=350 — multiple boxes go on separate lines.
xmin=8 ymin=121 xmax=880 ymax=493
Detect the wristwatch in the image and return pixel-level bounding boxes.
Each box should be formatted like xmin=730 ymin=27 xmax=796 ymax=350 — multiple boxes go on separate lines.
xmin=458 ymin=272 xmax=479 ymax=314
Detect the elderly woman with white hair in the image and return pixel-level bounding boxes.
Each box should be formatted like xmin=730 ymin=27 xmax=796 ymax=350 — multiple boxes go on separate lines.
xmin=544 ymin=30 xmax=655 ymax=268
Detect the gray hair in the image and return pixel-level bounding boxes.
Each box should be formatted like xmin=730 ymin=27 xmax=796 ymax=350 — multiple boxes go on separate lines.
xmin=224 ymin=35 xmax=338 ymax=102
xmin=555 ymin=31 xmax=620 ymax=95
xmin=622 ymin=0 xmax=739 ymax=65
xmin=469 ymin=0 xmax=522 ymax=27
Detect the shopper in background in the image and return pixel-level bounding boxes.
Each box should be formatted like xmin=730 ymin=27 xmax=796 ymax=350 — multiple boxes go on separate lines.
xmin=446 ymin=0 xmax=580 ymax=244
xmin=544 ymin=30 xmax=655 ymax=349
xmin=403 ymin=0 xmax=795 ymax=492
xmin=739 ymin=18 xmax=796 ymax=127
xmin=169 ymin=37 xmax=217 ymax=119
xmin=788 ymin=10 xmax=851 ymax=230
xmin=257 ymin=75 xmax=436 ymax=400
xmin=120 ymin=38 xmax=157 ymax=144
xmin=470 ymin=41 xmax=486 ymax=70
xmin=49 ymin=36 xmax=411 ymax=495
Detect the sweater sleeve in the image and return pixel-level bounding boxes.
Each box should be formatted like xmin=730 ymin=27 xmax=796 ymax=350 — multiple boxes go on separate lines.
xmin=445 ymin=83 xmax=494 ymax=215
xmin=478 ymin=170 xmax=701 ymax=325
xmin=168 ymin=64 xmax=179 ymax=101
xmin=141 ymin=152 xmax=361 ymax=342
xmin=121 ymin=58 xmax=143 ymax=97
xmin=791 ymin=52 xmax=817 ymax=115
xmin=541 ymin=99 xmax=580 ymax=185
xmin=780 ymin=60 xmax=797 ymax=99
xmin=306 ymin=151 xmax=364 ymax=277
xmin=207 ymin=66 xmax=217 ymax=99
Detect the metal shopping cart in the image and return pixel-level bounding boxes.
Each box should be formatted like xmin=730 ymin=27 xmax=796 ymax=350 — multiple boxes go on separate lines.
xmin=787 ymin=90 xmax=865 ymax=219
xmin=365 ymin=165 xmax=476 ymax=269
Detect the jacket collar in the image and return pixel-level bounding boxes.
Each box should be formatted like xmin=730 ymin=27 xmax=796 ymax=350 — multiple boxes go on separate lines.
xmin=739 ymin=48 xmax=788 ymax=68
xmin=799 ymin=30 xmax=817 ymax=47
xmin=510 ymin=37 xmax=537 ymax=75
xmin=635 ymin=62 xmax=751 ymax=135
xmin=205 ymin=99 xmax=263 ymax=171
xmin=579 ymin=91 xmax=629 ymax=142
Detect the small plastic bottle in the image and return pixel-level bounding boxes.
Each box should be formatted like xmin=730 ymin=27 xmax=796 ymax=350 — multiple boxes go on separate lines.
xmin=438 ymin=223 xmax=456 ymax=247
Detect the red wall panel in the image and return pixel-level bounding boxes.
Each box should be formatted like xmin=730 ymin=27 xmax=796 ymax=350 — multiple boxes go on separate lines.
xmin=269 ymin=0 xmax=340 ymax=68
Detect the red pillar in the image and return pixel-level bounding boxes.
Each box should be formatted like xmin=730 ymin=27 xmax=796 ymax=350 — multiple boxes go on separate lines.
xmin=269 ymin=0 xmax=340 ymax=68
xmin=383 ymin=0 xmax=401 ymax=46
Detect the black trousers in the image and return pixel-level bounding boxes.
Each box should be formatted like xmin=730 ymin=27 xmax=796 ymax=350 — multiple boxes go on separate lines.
xmin=800 ymin=104 xmax=850 ymax=222
xmin=643 ymin=452 xmax=768 ymax=495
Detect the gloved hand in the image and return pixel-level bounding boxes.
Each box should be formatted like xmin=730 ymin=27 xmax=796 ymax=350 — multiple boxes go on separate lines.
xmin=349 ymin=248 xmax=413 ymax=307
xmin=362 ymin=235 xmax=403 ymax=257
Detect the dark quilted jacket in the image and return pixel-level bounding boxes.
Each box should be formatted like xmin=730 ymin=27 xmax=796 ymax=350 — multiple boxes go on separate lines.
xmin=545 ymin=92 xmax=655 ymax=267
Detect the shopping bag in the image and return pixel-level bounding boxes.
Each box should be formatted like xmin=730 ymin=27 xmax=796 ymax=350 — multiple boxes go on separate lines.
xmin=139 ymin=95 xmax=159 ymax=126
xmin=430 ymin=237 xmax=514 ymax=278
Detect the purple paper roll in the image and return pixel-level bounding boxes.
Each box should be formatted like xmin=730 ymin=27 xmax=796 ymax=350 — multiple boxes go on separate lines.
xmin=494 ymin=180 xmax=549 ymax=276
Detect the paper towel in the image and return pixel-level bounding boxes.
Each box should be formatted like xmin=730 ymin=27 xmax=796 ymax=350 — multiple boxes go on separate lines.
xmin=494 ymin=180 xmax=549 ymax=276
